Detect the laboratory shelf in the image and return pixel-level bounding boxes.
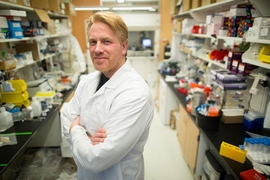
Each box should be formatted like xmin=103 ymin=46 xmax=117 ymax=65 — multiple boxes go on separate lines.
xmin=174 ymin=0 xmax=249 ymax=21
xmin=0 ymin=1 xmax=69 ymax=18
xmin=196 ymin=48 xmax=227 ymax=69
xmin=242 ymin=49 xmax=270 ymax=70
xmin=246 ymin=38 xmax=270 ymax=44
xmin=0 ymin=33 xmax=70 ymax=43
xmin=192 ymin=34 xmax=212 ymax=38
xmin=5 ymin=51 xmax=65 ymax=72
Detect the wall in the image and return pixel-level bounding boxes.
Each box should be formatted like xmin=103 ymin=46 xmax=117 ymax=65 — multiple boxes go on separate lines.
xmin=71 ymin=0 xmax=100 ymax=53
xmin=159 ymin=0 xmax=174 ymax=61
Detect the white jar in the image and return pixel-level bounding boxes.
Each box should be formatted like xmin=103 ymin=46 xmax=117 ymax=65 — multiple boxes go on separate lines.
xmin=30 ymin=96 xmax=42 ymax=117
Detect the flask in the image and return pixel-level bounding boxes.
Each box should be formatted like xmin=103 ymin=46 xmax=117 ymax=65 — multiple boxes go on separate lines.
xmin=0 ymin=107 xmax=13 ymax=132
xmin=30 ymin=96 xmax=42 ymax=117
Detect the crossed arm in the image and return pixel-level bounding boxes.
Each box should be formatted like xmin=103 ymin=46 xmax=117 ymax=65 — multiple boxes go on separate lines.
xmin=70 ymin=116 xmax=107 ymax=145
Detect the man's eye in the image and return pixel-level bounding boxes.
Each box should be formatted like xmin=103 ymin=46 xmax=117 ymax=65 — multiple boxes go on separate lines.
xmin=103 ymin=40 xmax=111 ymax=44
xmin=89 ymin=41 xmax=96 ymax=45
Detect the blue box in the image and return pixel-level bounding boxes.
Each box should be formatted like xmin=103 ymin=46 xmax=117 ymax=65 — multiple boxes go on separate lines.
xmin=243 ymin=111 xmax=265 ymax=131
xmin=7 ymin=20 xmax=22 ymax=31
xmin=9 ymin=29 xmax=24 ymax=38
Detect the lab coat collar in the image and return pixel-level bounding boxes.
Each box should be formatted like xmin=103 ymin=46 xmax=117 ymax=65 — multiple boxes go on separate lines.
xmin=94 ymin=59 xmax=132 ymax=95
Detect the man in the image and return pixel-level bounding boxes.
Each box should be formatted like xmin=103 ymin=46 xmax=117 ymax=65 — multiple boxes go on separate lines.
xmin=61 ymin=11 xmax=154 ymax=180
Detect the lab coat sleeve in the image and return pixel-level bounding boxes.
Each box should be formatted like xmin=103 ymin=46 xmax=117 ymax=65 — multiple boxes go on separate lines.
xmin=70 ymin=89 xmax=154 ymax=173
xmin=61 ymin=80 xmax=83 ymax=145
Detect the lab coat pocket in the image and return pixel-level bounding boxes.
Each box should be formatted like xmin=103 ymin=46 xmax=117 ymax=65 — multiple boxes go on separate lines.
xmin=121 ymin=156 xmax=141 ymax=180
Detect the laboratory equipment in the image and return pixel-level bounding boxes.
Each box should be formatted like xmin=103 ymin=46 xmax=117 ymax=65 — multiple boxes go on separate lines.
xmin=26 ymin=79 xmax=53 ymax=97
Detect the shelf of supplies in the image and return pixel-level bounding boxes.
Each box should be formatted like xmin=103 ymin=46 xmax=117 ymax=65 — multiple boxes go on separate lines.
xmin=246 ymin=38 xmax=270 ymax=44
xmin=216 ymin=36 xmax=243 ymax=42
xmin=242 ymin=49 xmax=270 ymax=69
xmin=179 ymin=44 xmax=196 ymax=56
xmin=191 ymin=34 xmax=243 ymax=42
xmin=5 ymin=51 xmax=64 ymax=72
xmin=0 ymin=33 xmax=70 ymax=43
xmin=196 ymin=48 xmax=227 ymax=69
xmin=192 ymin=34 xmax=212 ymax=38
xmin=0 ymin=1 xmax=68 ymax=18
xmin=174 ymin=0 xmax=249 ymax=20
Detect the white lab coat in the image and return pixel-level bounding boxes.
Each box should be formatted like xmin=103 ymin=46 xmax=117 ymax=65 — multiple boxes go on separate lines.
xmin=61 ymin=60 xmax=154 ymax=180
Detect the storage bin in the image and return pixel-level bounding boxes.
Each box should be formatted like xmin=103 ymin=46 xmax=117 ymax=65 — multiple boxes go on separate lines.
xmin=196 ymin=106 xmax=222 ymax=130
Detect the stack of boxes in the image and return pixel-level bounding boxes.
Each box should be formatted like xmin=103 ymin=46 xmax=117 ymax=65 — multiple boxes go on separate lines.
xmin=227 ymin=4 xmax=255 ymax=37
xmin=248 ymin=17 xmax=270 ymax=40
xmin=227 ymin=50 xmax=257 ymax=76
xmin=0 ymin=10 xmax=27 ymax=39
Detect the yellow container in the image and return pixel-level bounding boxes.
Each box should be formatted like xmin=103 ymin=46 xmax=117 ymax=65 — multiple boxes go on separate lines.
xmin=258 ymin=45 xmax=270 ymax=63
xmin=6 ymin=79 xmax=27 ymax=92
xmin=1 ymin=90 xmax=30 ymax=107
xmin=35 ymin=91 xmax=56 ymax=99
xmin=219 ymin=141 xmax=247 ymax=164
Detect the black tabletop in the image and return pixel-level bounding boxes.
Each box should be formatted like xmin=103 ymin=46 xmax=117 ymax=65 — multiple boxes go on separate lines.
xmin=160 ymin=73 xmax=269 ymax=179
xmin=0 ymin=88 xmax=73 ymax=175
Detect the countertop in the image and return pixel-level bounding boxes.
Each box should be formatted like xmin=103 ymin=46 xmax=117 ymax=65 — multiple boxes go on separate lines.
xmin=160 ymin=73 xmax=270 ymax=179
xmin=0 ymin=88 xmax=74 ymax=175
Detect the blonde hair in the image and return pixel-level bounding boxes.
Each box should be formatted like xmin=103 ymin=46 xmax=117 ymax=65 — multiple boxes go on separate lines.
xmin=87 ymin=11 xmax=128 ymax=44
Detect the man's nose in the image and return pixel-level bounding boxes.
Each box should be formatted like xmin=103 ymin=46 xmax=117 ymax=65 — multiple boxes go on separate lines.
xmin=94 ymin=42 xmax=103 ymax=53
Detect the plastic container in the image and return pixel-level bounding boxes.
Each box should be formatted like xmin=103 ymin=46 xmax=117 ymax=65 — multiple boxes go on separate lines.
xmin=243 ymin=111 xmax=265 ymax=131
xmin=0 ymin=107 xmax=14 ymax=132
xmin=30 ymin=97 xmax=42 ymax=117
xmin=196 ymin=106 xmax=222 ymax=131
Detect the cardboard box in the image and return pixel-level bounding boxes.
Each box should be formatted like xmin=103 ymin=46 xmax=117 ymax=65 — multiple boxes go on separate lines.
xmin=0 ymin=59 xmax=16 ymax=70
xmin=182 ymin=0 xmax=191 ymax=12
xmin=64 ymin=3 xmax=76 ymax=16
xmin=175 ymin=19 xmax=183 ymax=33
xmin=192 ymin=0 xmax=201 ymax=9
xmin=2 ymin=0 xmax=31 ymax=7
xmin=30 ymin=0 xmax=49 ymax=9
xmin=43 ymin=20 xmax=56 ymax=34
xmin=15 ymin=42 xmax=41 ymax=60
xmin=201 ymin=0 xmax=216 ymax=6
xmin=48 ymin=0 xmax=61 ymax=12
xmin=18 ymin=0 xmax=31 ymax=7
xmin=26 ymin=9 xmax=51 ymax=30
xmin=170 ymin=0 xmax=179 ymax=15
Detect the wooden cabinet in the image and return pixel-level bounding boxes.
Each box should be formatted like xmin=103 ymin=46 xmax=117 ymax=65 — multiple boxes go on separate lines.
xmin=177 ymin=103 xmax=200 ymax=173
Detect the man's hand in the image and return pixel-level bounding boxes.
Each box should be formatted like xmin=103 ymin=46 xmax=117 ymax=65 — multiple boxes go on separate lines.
xmin=88 ymin=128 xmax=107 ymax=145
xmin=69 ymin=116 xmax=107 ymax=145
xmin=69 ymin=116 xmax=81 ymax=133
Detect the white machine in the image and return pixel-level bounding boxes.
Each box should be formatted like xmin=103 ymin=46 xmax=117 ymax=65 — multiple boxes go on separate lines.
xmin=26 ymin=79 xmax=53 ymax=97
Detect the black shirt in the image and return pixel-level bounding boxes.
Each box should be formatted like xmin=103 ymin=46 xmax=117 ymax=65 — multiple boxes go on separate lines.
xmin=96 ymin=73 xmax=109 ymax=92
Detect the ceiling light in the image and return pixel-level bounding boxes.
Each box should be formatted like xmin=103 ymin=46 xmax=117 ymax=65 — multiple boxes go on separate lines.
xmin=75 ymin=6 xmax=110 ymax=11
xmin=112 ymin=7 xmax=156 ymax=11
xmin=117 ymin=0 xmax=125 ymax=3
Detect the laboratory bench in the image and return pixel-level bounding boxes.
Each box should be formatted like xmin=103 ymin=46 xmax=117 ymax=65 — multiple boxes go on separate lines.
xmin=0 ymin=88 xmax=74 ymax=179
xmin=159 ymin=72 xmax=270 ymax=179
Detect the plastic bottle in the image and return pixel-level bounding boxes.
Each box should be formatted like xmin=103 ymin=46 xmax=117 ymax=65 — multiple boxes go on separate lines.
xmin=30 ymin=97 xmax=42 ymax=117
xmin=27 ymin=106 xmax=34 ymax=119
xmin=0 ymin=107 xmax=14 ymax=132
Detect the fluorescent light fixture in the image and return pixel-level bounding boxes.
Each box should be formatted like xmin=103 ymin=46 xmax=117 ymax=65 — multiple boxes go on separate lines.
xmin=112 ymin=7 xmax=156 ymax=11
xmin=75 ymin=6 xmax=110 ymax=11
xmin=117 ymin=0 xmax=125 ymax=3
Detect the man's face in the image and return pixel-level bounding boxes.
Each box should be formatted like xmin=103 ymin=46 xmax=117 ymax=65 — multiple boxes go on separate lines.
xmin=88 ymin=22 xmax=128 ymax=78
